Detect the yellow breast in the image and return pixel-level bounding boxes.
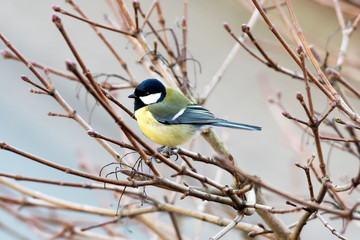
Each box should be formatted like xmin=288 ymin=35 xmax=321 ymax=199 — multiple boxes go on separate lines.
xmin=134 ymin=107 xmax=196 ymax=146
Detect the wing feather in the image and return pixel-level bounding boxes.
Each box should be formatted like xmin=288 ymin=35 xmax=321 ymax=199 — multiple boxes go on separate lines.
xmin=155 ymin=104 xmax=224 ymax=125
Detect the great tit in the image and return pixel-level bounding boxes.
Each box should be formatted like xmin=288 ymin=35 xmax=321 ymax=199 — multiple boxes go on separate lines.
xmin=128 ymin=79 xmax=261 ymax=146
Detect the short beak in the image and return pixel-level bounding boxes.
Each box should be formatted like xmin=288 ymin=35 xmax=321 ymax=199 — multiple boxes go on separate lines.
xmin=128 ymin=93 xmax=136 ymax=98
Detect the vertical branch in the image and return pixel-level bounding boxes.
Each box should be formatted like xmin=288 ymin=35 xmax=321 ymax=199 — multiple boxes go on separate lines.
xmin=283 ymin=0 xmax=360 ymax=125
xmin=295 ymin=159 xmax=315 ymax=201
xmin=290 ymin=184 xmax=327 ymax=240
xmin=115 ymin=0 xmax=135 ymax=30
xmin=332 ymin=0 xmax=346 ymax=30
xmin=284 ymin=0 xmax=335 ymax=95
xmin=249 ymin=0 xmax=360 ymax=126
xmin=332 ymin=2 xmax=360 ymax=71
xmin=297 ymin=46 xmax=314 ymax=119
xmin=133 ymin=0 xmax=140 ymax=32
xmin=271 ymin=0 xmax=299 ymax=45
xmin=255 ymin=186 xmax=291 ymax=240
xmin=180 ymin=0 xmax=188 ymax=87
xmin=154 ymin=0 xmax=170 ymax=49
xmin=296 ymin=92 xmax=327 ymax=177
xmin=130 ymin=2 xmax=181 ymax=88
xmin=347 ymin=126 xmax=360 ymax=190
xmin=249 ymin=0 xmax=334 ymax=100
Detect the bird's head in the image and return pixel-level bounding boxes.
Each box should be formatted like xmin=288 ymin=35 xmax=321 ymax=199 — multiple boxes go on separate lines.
xmin=128 ymin=79 xmax=166 ymax=111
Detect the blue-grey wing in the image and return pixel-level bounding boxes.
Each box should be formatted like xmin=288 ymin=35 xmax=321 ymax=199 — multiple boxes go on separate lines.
xmin=155 ymin=104 xmax=223 ymax=125
xmin=154 ymin=104 xmax=262 ymax=131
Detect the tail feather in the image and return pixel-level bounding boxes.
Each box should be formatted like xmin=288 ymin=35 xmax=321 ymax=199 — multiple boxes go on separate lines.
xmin=211 ymin=121 xmax=261 ymax=131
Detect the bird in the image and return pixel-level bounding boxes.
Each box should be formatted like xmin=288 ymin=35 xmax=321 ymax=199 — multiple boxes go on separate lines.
xmin=128 ymin=79 xmax=261 ymax=147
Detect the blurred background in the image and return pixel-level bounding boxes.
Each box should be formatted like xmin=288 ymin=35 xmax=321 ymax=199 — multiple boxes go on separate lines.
xmin=0 ymin=0 xmax=359 ymax=239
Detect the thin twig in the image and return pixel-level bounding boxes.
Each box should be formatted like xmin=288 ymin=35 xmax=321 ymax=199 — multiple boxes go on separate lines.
xmin=200 ymin=3 xmax=264 ymax=103
xmin=295 ymin=161 xmax=315 ymax=202
xmin=326 ymin=68 xmax=360 ymax=99
xmin=210 ymin=214 xmax=244 ymax=240
xmin=297 ymin=46 xmax=314 ymax=119
xmin=52 ymin=5 xmax=134 ymax=37
xmin=316 ymin=212 xmax=347 ymax=240
xmin=1 ymin=49 xmax=79 ymax=82
xmin=0 ymin=34 xmax=121 ymax=162
xmin=64 ymin=1 xmax=136 ymax=85
xmin=164 ymin=196 xmax=182 ymax=240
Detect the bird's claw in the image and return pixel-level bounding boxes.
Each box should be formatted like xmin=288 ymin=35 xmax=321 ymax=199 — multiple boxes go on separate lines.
xmin=157 ymin=146 xmax=179 ymax=160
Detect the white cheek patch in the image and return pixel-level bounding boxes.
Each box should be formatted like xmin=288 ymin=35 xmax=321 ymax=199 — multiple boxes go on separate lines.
xmin=172 ymin=108 xmax=186 ymax=120
xmin=139 ymin=93 xmax=162 ymax=105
